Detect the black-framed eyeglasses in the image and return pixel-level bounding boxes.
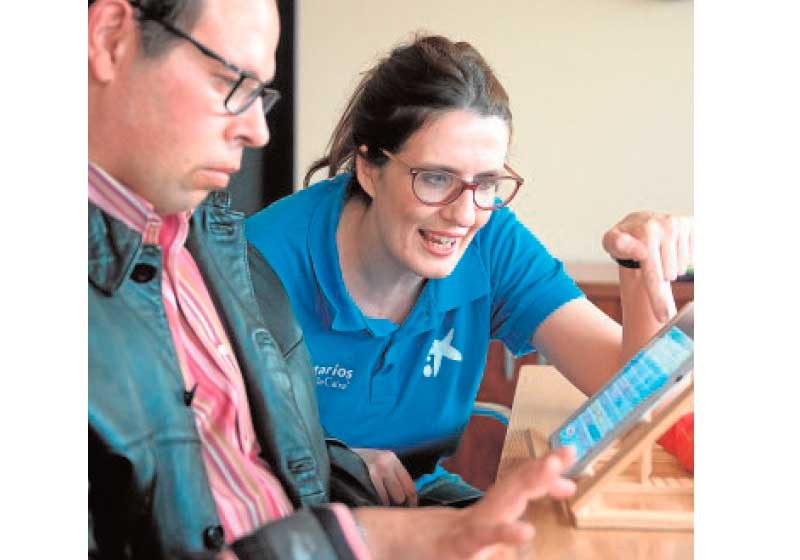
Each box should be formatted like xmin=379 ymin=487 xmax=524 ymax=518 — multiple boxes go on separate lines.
xmin=381 ymin=150 xmax=525 ymax=210
xmin=128 ymin=0 xmax=280 ymax=117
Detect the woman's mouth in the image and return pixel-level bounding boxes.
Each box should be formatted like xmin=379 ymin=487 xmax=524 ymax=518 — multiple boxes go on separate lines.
xmin=420 ymin=230 xmax=459 ymax=256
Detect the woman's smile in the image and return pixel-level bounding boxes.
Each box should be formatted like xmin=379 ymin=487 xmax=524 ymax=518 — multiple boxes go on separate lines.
xmin=419 ymin=229 xmax=463 ymax=256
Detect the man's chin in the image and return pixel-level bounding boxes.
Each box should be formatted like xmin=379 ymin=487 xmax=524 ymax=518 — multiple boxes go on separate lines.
xmin=153 ymin=194 xmax=210 ymax=216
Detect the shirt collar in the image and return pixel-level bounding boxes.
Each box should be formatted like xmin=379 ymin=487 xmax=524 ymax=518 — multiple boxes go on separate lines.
xmin=307 ymin=173 xmax=371 ymax=333
xmin=307 ymin=173 xmax=490 ymax=337
xmin=88 ymin=161 xmax=190 ymax=249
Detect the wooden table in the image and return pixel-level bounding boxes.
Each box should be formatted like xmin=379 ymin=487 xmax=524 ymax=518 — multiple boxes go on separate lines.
xmin=496 ymin=366 xmax=693 ymax=560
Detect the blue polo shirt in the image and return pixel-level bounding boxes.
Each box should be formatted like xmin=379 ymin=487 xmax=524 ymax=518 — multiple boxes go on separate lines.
xmin=245 ymin=173 xmax=582 ymax=476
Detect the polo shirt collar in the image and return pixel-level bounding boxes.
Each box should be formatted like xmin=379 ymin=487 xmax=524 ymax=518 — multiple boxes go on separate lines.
xmin=307 ymin=173 xmax=490 ymax=337
xmin=307 ymin=174 xmax=372 ymax=333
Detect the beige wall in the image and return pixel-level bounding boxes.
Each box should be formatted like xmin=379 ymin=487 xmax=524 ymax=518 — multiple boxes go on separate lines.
xmin=296 ymin=0 xmax=692 ymax=262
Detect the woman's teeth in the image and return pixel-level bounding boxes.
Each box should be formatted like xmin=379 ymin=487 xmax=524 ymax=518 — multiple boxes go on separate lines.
xmin=421 ymin=231 xmax=457 ymax=248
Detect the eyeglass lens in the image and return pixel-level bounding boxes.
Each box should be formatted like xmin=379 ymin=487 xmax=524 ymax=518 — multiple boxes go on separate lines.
xmin=413 ymin=171 xmax=518 ymax=209
xmin=226 ymin=76 xmax=281 ymax=116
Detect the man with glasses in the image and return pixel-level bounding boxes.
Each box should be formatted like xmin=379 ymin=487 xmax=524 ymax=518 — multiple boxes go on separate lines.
xmin=89 ymin=1 xmax=577 ymax=559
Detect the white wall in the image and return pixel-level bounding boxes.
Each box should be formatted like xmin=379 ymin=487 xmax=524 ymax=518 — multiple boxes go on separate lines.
xmin=296 ymin=0 xmax=692 ymax=262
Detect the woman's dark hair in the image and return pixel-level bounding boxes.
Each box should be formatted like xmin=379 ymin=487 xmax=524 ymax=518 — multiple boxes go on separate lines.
xmin=303 ymin=34 xmax=513 ymax=200
xmin=89 ymin=0 xmax=205 ymax=57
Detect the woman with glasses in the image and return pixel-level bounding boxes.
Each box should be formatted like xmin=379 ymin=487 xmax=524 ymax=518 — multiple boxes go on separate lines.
xmin=245 ymin=34 xmax=692 ymax=508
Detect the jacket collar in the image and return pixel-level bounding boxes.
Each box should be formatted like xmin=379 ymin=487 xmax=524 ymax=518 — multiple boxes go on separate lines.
xmin=306 ymin=175 xmax=366 ymax=332
xmin=88 ymin=191 xmax=237 ymax=296
xmin=88 ymin=202 xmax=142 ymax=296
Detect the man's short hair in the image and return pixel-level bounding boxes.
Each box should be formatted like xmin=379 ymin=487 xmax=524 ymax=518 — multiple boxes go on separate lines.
xmin=89 ymin=0 xmax=205 ymax=57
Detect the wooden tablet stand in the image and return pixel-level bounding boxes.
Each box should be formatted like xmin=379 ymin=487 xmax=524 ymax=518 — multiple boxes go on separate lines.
xmin=565 ymin=377 xmax=694 ymax=531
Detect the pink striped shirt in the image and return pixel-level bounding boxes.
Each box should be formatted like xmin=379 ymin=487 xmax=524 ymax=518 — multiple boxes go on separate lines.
xmin=88 ymin=163 xmax=293 ymax=541
xmin=89 ymin=163 xmax=371 ymax=558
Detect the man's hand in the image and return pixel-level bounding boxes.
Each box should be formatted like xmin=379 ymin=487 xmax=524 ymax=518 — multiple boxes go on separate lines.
xmin=450 ymin=446 xmax=577 ymax=558
xmin=355 ymin=446 xmax=577 ymax=559
xmin=353 ymin=447 xmax=418 ymax=506
xmin=602 ymin=212 xmax=693 ymax=322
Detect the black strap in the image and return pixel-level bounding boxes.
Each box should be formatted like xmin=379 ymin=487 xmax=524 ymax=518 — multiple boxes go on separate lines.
xmin=615 ymin=258 xmax=641 ymax=269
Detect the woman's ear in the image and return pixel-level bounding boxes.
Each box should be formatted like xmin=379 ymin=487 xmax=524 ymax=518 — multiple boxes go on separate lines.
xmin=354 ymin=145 xmax=378 ymax=201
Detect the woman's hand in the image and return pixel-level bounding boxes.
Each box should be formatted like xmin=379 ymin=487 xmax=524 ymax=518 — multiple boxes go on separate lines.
xmin=353 ymin=448 xmax=419 ymax=506
xmin=602 ymin=212 xmax=693 ymax=322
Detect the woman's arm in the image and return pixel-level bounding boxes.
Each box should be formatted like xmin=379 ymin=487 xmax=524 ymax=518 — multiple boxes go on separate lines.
xmin=531 ymin=212 xmax=692 ymax=396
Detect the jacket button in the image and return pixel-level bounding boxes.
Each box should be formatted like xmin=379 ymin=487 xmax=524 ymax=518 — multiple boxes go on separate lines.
xmin=202 ymin=525 xmax=225 ymax=550
xmin=253 ymin=329 xmax=272 ymax=347
xmin=130 ymin=263 xmax=157 ymax=283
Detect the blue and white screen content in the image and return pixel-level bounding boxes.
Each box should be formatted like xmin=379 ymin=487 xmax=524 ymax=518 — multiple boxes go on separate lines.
xmin=556 ymin=326 xmax=694 ymax=461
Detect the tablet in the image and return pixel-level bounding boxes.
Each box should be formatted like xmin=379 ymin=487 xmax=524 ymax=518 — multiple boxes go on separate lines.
xmin=549 ymin=302 xmax=694 ymax=478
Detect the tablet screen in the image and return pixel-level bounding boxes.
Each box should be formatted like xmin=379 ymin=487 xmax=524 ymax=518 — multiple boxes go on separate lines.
xmin=554 ymin=325 xmax=694 ymax=462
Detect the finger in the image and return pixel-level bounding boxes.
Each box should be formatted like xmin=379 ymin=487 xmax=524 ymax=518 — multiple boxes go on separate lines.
xmin=384 ymin=471 xmax=410 ymax=506
xmin=665 ymin=284 xmax=677 ymax=318
xmin=531 ymin=458 xmax=576 ymax=499
xmin=642 ymin=225 xmax=670 ymax=322
xmin=547 ymin=477 xmax=577 ymax=499
xmin=396 ymin=465 xmax=418 ymax=507
xmin=603 ymin=230 xmax=649 ymax=261
xmin=676 ymin=217 xmax=691 ymax=275
xmin=368 ymin=468 xmax=391 ymax=505
xmin=539 ymin=448 xmax=577 ymax=499
xmin=552 ymin=444 xmax=577 ymax=467
xmin=674 ymin=217 xmax=687 ymax=274
xmin=660 ymin=216 xmax=679 ymax=281
xmin=476 ymin=454 xmax=564 ymax=520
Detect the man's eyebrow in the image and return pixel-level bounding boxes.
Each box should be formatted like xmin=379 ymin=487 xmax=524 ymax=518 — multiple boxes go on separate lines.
xmin=237 ymin=64 xmax=275 ymax=83
xmin=203 ymin=50 xmax=272 ymax=84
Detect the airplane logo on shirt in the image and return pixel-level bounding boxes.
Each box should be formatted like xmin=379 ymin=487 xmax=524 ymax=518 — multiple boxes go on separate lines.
xmin=423 ymin=328 xmax=463 ymax=378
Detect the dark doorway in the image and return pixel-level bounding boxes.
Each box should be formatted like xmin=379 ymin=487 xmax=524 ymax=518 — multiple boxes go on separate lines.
xmin=227 ymin=0 xmax=294 ymax=215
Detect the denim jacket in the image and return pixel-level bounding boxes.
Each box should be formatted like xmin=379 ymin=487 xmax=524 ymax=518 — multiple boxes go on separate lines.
xmin=89 ymin=192 xmax=375 ymax=559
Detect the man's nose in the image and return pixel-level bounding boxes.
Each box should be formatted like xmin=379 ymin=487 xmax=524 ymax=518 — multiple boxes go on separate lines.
xmin=234 ymin=99 xmax=271 ymax=148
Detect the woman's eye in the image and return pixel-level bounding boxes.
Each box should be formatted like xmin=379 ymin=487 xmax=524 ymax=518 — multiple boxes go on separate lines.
xmin=421 ymin=172 xmax=451 ymax=188
xmin=478 ymin=179 xmax=499 ymax=191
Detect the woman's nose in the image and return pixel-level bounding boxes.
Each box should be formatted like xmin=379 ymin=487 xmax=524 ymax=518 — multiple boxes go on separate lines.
xmin=442 ymin=188 xmax=477 ymax=226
